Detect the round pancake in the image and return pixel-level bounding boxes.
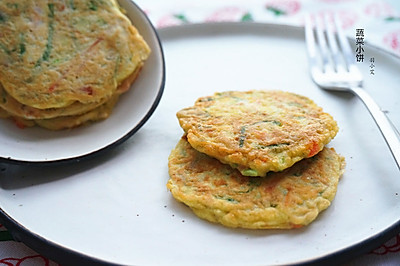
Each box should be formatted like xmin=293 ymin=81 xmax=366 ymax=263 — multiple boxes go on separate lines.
xmin=167 ymin=136 xmax=345 ymax=229
xmin=8 ymin=94 xmax=120 ymax=130
xmin=0 ymin=62 xmax=143 ymax=120
xmin=177 ymin=90 xmax=338 ymax=176
xmin=0 ymin=0 xmax=150 ymax=109
xmin=0 ymin=82 xmax=107 ymax=119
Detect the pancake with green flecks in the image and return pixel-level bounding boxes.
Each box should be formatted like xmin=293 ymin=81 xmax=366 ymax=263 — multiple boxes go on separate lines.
xmin=0 ymin=0 xmax=150 ymax=129
xmin=167 ymin=136 xmax=345 ymax=229
xmin=176 ymin=90 xmax=338 ymax=176
xmin=0 ymin=62 xmax=142 ymax=129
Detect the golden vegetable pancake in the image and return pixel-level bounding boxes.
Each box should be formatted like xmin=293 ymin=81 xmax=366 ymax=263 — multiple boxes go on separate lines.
xmin=177 ymin=90 xmax=338 ymax=176
xmin=0 ymin=82 xmax=107 ymax=119
xmin=0 ymin=0 xmax=150 ymax=109
xmin=7 ymin=94 xmax=120 ymax=130
xmin=0 ymin=60 xmax=143 ymax=129
xmin=167 ymin=136 xmax=345 ymax=229
xmin=0 ymin=61 xmax=143 ymax=120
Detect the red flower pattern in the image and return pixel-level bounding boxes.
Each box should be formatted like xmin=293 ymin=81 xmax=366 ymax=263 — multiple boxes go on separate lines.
xmin=364 ymin=2 xmax=397 ymax=17
xmin=317 ymin=0 xmax=356 ymax=2
xmin=0 ymin=255 xmax=52 ymax=266
xmin=156 ymin=14 xmax=187 ymax=28
xmin=383 ymin=29 xmax=400 ymax=55
xmin=311 ymin=9 xmax=358 ymax=30
xmin=265 ymin=0 xmax=301 ymax=16
xmin=370 ymin=234 xmax=400 ymax=255
xmin=205 ymin=7 xmax=250 ymax=22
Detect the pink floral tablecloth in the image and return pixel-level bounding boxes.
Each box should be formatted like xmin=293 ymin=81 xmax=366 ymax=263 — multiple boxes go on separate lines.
xmin=1 ymin=0 xmax=400 ymax=265
xmin=140 ymin=0 xmax=400 ymax=57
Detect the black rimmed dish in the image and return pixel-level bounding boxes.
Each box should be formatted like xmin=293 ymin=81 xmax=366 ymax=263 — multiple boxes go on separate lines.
xmin=0 ymin=0 xmax=165 ymax=165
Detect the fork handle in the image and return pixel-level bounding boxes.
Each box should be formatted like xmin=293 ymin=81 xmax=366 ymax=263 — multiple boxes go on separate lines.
xmin=352 ymin=86 xmax=400 ymax=170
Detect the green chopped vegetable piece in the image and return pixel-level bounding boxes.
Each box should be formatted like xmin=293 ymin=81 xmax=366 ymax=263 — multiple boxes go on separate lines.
xmin=48 ymin=3 xmax=55 ymax=18
xmin=214 ymin=195 xmax=239 ymax=203
xmin=88 ymin=0 xmax=98 ymax=11
xmin=19 ymin=34 xmax=25 ymax=55
xmin=242 ymin=169 xmax=259 ymax=177
xmin=0 ymin=12 xmax=6 ymax=23
xmin=19 ymin=43 xmax=25 ymax=55
xmin=251 ymin=120 xmax=282 ymax=127
xmin=239 ymin=126 xmax=246 ymax=147
xmin=35 ymin=4 xmax=55 ymax=67
xmin=69 ymin=0 xmax=76 ymax=10
xmin=1 ymin=89 xmax=7 ymax=104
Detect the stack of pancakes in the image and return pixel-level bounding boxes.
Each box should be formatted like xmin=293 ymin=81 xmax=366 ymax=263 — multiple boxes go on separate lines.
xmin=0 ymin=0 xmax=150 ymax=130
xmin=167 ymin=90 xmax=345 ymax=229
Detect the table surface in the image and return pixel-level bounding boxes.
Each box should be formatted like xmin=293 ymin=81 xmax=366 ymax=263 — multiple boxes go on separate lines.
xmin=1 ymin=0 xmax=400 ymax=265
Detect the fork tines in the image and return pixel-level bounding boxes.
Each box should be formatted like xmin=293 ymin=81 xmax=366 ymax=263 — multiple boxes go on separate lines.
xmin=305 ymin=13 xmax=358 ymax=75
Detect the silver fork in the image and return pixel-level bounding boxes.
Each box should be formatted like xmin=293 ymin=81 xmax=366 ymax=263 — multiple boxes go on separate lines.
xmin=304 ymin=14 xmax=400 ymax=170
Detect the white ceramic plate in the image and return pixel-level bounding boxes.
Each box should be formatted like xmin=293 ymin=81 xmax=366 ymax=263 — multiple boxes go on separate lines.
xmin=0 ymin=22 xmax=399 ymax=265
xmin=0 ymin=0 xmax=165 ymax=164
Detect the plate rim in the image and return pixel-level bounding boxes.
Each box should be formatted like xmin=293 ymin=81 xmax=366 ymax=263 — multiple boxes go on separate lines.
xmin=1 ymin=21 xmax=399 ymax=265
xmin=0 ymin=0 xmax=166 ymax=166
